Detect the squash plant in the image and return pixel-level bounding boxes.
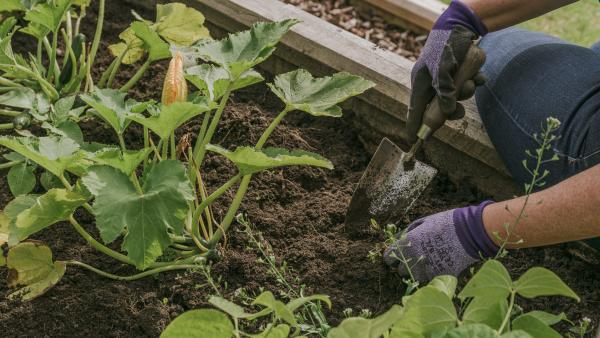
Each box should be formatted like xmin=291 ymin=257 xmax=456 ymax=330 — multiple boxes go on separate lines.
xmin=0 ymin=18 xmax=374 ymax=300
xmin=163 ymin=260 xmax=580 ymax=338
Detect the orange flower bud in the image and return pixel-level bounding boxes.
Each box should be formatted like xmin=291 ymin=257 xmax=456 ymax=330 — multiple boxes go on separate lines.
xmin=162 ymin=52 xmax=188 ymax=105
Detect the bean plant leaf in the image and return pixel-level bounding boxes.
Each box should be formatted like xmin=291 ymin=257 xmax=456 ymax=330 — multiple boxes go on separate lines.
xmin=80 ymin=89 xmax=133 ymax=135
xmin=7 ymin=162 xmax=36 ymax=196
xmin=82 ymin=161 xmax=194 ymax=269
xmin=251 ymin=324 xmax=290 ymax=338
xmin=89 ymin=147 xmax=152 ymax=175
xmin=185 ymin=64 xmax=264 ymax=101
xmin=328 ymin=305 xmax=404 ymax=338
xmin=392 ymin=286 xmax=457 ymax=335
xmin=440 ymin=324 xmax=496 ymax=338
xmin=0 ymin=136 xmax=82 ymax=177
xmin=512 ymin=314 xmax=561 ymax=338
xmin=10 ymin=189 xmax=87 ymax=242
xmin=428 ymin=275 xmax=457 ymax=299
xmin=513 ymin=267 xmax=579 ymax=301
xmin=40 ymin=171 xmax=62 ymax=191
xmin=458 ymin=260 xmax=512 ymax=301
xmin=462 ymin=298 xmax=507 ymax=330
xmin=132 ymin=21 xmax=171 ymax=62
xmin=518 ymin=311 xmax=566 ymax=326
xmin=24 ymin=0 xmax=71 ymax=33
xmin=253 ymin=291 xmax=297 ymax=326
xmin=154 ymin=3 xmax=210 ymax=46
xmin=268 ymin=69 xmax=375 ymax=117
xmin=500 ymin=332 xmax=533 ymax=338
xmin=287 ymin=294 xmax=332 ymax=312
xmin=206 ymin=145 xmax=333 ymax=175
xmin=193 ymin=20 xmax=299 ymax=79
xmin=128 ymin=101 xmax=214 ymax=140
xmin=161 ymin=309 xmax=234 ymax=338
xmin=209 ymin=296 xmax=249 ymax=319
xmin=6 ymin=242 xmax=66 ymax=301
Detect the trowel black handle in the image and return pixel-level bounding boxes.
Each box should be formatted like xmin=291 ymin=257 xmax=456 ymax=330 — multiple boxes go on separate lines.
xmin=417 ymin=43 xmax=487 ymax=141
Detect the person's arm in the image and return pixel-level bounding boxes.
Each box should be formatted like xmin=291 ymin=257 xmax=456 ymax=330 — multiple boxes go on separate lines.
xmin=484 ymin=163 xmax=600 ymax=248
xmin=465 ymin=0 xmax=578 ymax=32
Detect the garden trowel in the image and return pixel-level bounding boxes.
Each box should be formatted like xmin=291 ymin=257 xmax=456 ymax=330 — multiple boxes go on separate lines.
xmin=345 ymin=43 xmax=486 ymax=232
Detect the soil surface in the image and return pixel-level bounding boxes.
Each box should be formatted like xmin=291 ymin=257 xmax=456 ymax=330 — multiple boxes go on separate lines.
xmin=0 ymin=1 xmax=599 ymax=337
xmin=281 ymin=0 xmax=426 ymax=60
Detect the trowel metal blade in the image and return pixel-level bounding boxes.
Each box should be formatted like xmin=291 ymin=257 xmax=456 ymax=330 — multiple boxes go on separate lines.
xmin=345 ymin=137 xmax=437 ymax=233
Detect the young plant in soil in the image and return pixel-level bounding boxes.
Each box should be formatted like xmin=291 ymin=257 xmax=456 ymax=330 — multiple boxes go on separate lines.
xmin=0 ymin=17 xmax=374 ymax=301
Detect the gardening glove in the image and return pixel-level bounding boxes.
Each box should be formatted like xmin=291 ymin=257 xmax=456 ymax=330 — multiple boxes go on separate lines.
xmin=407 ymin=0 xmax=488 ymax=145
xmin=383 ymin=201 xmax=498 ymax=282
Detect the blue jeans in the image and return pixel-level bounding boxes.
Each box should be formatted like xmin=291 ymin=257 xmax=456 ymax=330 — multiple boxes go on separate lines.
xmin=476 ymin=29 xmax=600 ymax=248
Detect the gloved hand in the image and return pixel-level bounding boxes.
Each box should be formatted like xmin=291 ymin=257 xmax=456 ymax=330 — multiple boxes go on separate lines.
xmin=383 ymin=201 xmax=498 ymax=282
xmin=407 ymin=0 xmax=488 ymax=144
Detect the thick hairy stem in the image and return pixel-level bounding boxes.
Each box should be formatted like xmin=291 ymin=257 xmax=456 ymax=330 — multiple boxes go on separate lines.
xmin=67 ymin=260 xmax=201 ymax=281
xmin=192 ymin=88 xmax=232 ymax=166
xmin=98 ymin=56 xmax=118 ymax=88
xmin=208 ymin=109 xmax=291 ymax=247
xmin=69 ymin=215 xmax=134 ymax=265
xmin=106 ymin=51 xmax=125 ymax=88
xmin=0 ymin=109 xmax=20 ymax=117
xmin=0 ymin=123 xmax=13 ymax=130
xmin=120 ymin=59 xmax=150 ymax=92
xmin=48 ymin=32 xmax=60 ymax=85
xmin=85 ymin=0 xmax=104 ymax=91
xmin=0 ymin=160 xmax=23 ymax=169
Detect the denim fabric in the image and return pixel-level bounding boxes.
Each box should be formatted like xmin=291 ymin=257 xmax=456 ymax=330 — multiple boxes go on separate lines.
xmin=475 ymin=29 xmax=600 ymax=249
xmin=476 ymin=28 xmax=600 ymax=187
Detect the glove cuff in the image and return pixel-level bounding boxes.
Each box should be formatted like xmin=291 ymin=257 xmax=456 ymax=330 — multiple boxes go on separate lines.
xmin=453 ymin=200 xmax=499 ymax=259
xmin=434 ymin=0 xmax=488 ymax=36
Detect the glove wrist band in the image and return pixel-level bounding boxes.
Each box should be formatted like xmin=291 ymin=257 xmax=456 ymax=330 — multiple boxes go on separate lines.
xmin=434 ymin=0 xmax=488 ymax=36
xmin=453 ymin=200 xmax=499 ymax=259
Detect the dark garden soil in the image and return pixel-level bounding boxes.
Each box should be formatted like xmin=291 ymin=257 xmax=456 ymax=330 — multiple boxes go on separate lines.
xmin=0 ymin=1 xmax=599 ymax=337
xmin=280 ymin=0 xmax=426 ymax=60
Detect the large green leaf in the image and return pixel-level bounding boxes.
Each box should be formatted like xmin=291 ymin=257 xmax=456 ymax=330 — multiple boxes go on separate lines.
xmin=11 ymin=189 xmax=87 ymax=242
xmin=458 ymin=260 xmax=512 ymax=301
xmin=89 ymin=147 xmax=151 ymax=175
xmin=428 ymin=275 xmax=457 ymax=299
xmin=462 ymin=298 xmax=507 ymax=330
xmin=518 ymin=311 xmax=566 ymax=326
xmin=441 ymin=324 xmax=496 ymax=338
xmin=0 ymin=136 xmax=82 ymax=177
xmin=108 ymin=26 xmax=145 ymax=65
xmin=80 ymin=89 xmax=133 ymax=135
xmin=128 ymin=101 xmax=214 ymax=140
xmin=185 ymin=64 xmax=264 ymax=101
xmin=24 ymin=0 xmax=71 ymax=33
xmin=512 ymin=314 xmax=561 ymax=338
xmin=161 ymin=309 xmax=234 ymax=338
xmin=328 ymin=305 xmax=404 ymax=338
xmin=7 ymin=162 xmax=36 ymax=196
xmin=132 ymin=21 xmax=170 ymax=62
xmin=193 ymin=20 xmax=298 ymax=79
xmin=392 ymin=286 xmax=457 ymax=335
xmin=0 ymin=87 xmax=36 ymax=109
xmin=287 ymin=294 xmax=332 ymax=312
xmin=82 ymin=161 xmax=194 ymax=269
xmin=209 ymin=296 xmax=249 ymax=319
xmin=153 ymin=3 xmax=210 ymax=46
xmin=0 ymin=0 xmax=25 ymax=12
xmin=6 ymin=242 xmax=66 ymax=301
xmin=268 ymin=69 xmax=374 ymax=117
xmin=206 ymin=145 xmax=333 ymax=175
xmin=513 ymin=267 xmax=579 ymax=301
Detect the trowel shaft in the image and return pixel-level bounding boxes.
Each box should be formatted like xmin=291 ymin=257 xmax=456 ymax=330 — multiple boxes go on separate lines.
xmin=401 ymin=138 xmax=424 ymax=164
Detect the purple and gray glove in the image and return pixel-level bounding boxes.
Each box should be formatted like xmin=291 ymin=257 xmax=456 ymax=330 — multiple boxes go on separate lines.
xmin=383 ymin=201 xmax=499 ymax=282
xmin=407 ymin=0 xmax=488 ymax=144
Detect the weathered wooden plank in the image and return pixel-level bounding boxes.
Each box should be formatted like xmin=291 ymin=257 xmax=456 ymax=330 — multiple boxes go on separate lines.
xmin=353 ymin=0 xmax=445 ymax=32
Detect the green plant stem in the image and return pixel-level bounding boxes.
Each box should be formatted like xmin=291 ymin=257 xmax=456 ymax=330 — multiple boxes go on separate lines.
xmin=0 ymin=160 xmax=23 ymax=169
xmin=170 ymin=133 xmax=176 ymax=160
xmin=120 ymin=59 xmax=150 ymax=92
xmin=13 ymin=64 xmax=59 ymax=100
xmin=0 ymin=77 xmax=22 ymax=87
xmin=0 ymin=109 xmax=21 ymax=117
xmin=118 ymin=134 xmax=126 ymax=151
xmin=106 ymin=52 xmax=124 ymax=88
xmin=85 ymin=0 xmax=104 ymax=91
xmin=36 ymin=39 xmax=43 ymax=72
xmin=192 ymin=88 xmax=232 ymax=166
xmin=98 ymin=56 xmax=118 ymax=88
xmin=498 ymin=291 xmax=516 ymax=333
xmin=0 ymin=123 xmax=12 ymax=130
xmin=67 ymin=260 xmax=200 ymax=281
xmin=46 ymin=33 xmax=60 ymax=85
xmin=68 ymin=215 xmax=134 ymax=265
xmin=208 ymin=108 xmax=291 ymax=247
xmin=192 ymin=174 xmax=241 ymax=247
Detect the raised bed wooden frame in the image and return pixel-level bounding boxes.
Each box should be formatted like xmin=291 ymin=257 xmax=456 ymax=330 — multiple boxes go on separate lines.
xmin=129 ymin=0 xmax=518 ymax=197
xmin=352 ymin=0 xmax=445 ymax=33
